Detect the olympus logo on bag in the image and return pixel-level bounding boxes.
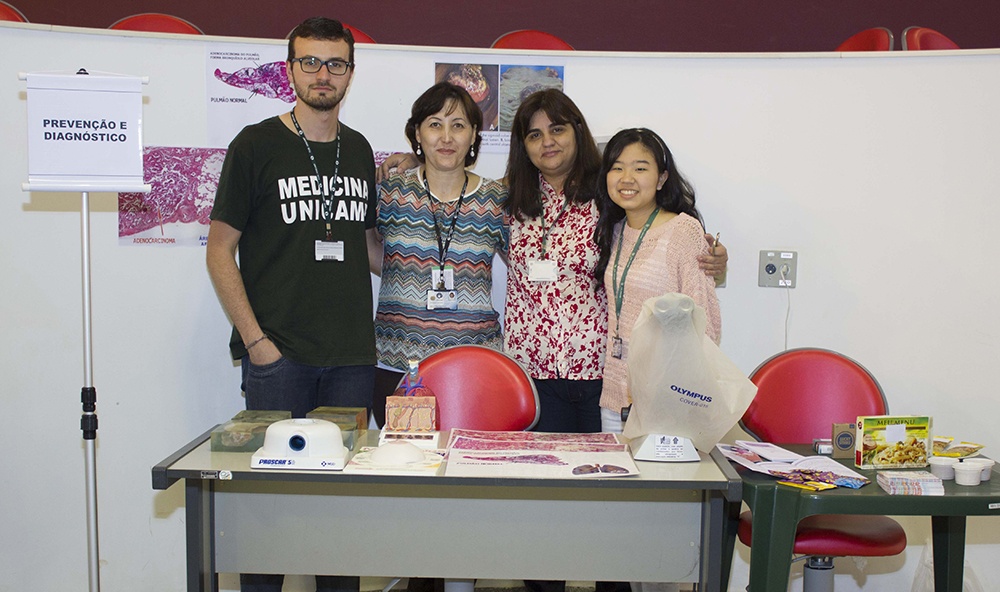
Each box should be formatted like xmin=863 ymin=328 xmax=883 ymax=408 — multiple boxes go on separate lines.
xmin=671 ymin=384 xmax=712 ymax=404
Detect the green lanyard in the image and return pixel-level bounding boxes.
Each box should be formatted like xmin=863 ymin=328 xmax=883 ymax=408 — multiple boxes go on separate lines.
xmin=611 ymin=208 xmax=660 ymax=338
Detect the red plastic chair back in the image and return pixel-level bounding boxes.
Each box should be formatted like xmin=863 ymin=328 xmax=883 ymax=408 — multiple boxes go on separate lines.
xmin=407 ymin=345 xmax=539 ymax=431
xmin=492 ymin=29 xmax=573 ymax=50
xmin=109 ymin=13 xmax=203 ymax=35
xmin=285 ymin=23 xmax=376 ymax=44
xmin=345 ymin=24 xmax=376 ymax=44
xmin=740 ymin=348 xmax=887 ymax=444
xmin=902 ymin=26 xmax=960 ymax=50
xmin=836 ymin=27 xmax=894 ymax=51
xmin=0 ymin=1 xmax=28 ymax=22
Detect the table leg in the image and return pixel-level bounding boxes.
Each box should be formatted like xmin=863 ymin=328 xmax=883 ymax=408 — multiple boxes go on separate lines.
xmin=186 ymin=478 xmax=218 ymax=592
xmin=931 ymin=515 xmax=966 ymax=592
xmin=719 ymin=494 xmax=741 ymax=592
xmin=747 ymin=485 xmax=798 ymax=592
xmin=700 ymin=491 xmax=729 ymax=592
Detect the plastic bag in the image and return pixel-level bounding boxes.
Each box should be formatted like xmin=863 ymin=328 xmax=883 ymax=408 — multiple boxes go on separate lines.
xmin=622 ymin=293 xmax=757 ymax=452
xmin=910 ymin=540 xmax=984 ymax=592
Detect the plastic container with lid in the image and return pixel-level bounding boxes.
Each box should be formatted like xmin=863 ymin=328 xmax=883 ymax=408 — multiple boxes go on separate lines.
xmin=953 ymin=462 xmax=983 ymax=486
xmin=958 ymin=457 xmax=995 ymax=482
xmin=928 ymin=456 xmax=957 ymax=480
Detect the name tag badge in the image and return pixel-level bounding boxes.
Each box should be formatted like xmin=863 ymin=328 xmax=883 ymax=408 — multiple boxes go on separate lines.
xmin=431 ymin=267 xmax=455 ymax=291
xmin=314 ymin=240 xmax=345 ymax=261
xmin=528 ymin=258 xmax=558 ymax=282
xmin=427 ymin=290 xmax=458 ymax=310
xmin=611 ymin=336 xmax=624 ymax=359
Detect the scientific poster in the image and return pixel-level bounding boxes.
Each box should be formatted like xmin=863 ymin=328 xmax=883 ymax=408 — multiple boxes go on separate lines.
xmin=205 ymin=43 xmax=292 ymax=148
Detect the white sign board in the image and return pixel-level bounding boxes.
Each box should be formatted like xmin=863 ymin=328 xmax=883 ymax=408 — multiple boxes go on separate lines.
xmin=25 ymin=70 xmax=147 ymax=192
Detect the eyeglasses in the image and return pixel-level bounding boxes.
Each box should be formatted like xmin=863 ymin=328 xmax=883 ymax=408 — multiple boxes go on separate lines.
xmin=290 ymin=57 xmax=354 ymax=76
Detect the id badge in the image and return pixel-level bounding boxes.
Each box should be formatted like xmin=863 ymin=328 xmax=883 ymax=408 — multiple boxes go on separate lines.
xmin=314 ymin=240 xmax=345 ymax=261
xmin=611 ymin=336 xmax=624 ymax=359
xmin=527 ymin=258 xmax=558 ymax=282
xmin=427 ymin=290 xmax=458 ymax=310
xmin=431 ymin=267 xmax=455 ymax=291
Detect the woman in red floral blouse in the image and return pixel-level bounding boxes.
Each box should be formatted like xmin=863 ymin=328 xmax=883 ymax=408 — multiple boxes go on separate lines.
xmin=503 ymin=89 xmax=609 ymax=433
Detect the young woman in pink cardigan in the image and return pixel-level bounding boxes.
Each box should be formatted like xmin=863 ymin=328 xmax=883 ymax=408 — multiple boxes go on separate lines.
xmin=594 ymin=128 xmax=721 ymax=437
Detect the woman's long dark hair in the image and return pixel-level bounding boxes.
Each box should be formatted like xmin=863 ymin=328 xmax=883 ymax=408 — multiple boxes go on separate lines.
xmin=505 ymin=89 xmax=602 ymax=221
xmin=594 ymin=128 xmax=703 ymax=283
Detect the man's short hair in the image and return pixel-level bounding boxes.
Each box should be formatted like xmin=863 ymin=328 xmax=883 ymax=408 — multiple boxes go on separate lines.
xmin=287 ymin=17 xmax=356 ymax=65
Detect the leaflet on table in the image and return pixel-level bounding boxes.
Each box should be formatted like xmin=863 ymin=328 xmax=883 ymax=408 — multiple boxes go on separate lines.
xmin=343 ymin=447 xmax=445 ymax=476
xmin=716 ymin=443 xmax=869 ymax=488
xmin=444 ymin=429 xmax=638 ymax=478
xmin=733 ymin=440 xmax=804 ymax=462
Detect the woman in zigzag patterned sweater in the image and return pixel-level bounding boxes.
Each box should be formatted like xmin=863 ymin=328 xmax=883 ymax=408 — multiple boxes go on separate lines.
xmin=367 ymin=83 xmax=508 ymax=427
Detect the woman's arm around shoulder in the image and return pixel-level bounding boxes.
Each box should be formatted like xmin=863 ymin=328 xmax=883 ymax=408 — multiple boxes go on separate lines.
xmin=672 ymin=215 xmax=722 ymax=343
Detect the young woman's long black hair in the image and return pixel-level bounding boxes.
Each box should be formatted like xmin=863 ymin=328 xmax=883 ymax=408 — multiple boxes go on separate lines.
xmin=593 ymin=128 xmax=703 ymax=284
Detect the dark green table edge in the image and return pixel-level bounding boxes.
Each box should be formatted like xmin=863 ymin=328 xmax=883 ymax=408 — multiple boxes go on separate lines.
xmin=731 ymin=444 xmax=1000 ymax=592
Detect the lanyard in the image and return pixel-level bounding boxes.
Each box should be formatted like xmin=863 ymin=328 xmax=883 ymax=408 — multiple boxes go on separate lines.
xmin=537 ymin=176 xmax=570 ymax=259
xmin=422 ymin=171 xmax=468 ymax=272
xmin=611 ymin=208 xmax=661 ymax=337
xmin=290 ymin=109 xmax=341 ymax=241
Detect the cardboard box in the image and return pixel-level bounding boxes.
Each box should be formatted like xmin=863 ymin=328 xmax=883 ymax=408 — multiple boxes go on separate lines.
xmin=855 ymin=415 xmax=932 ymax=469
xmin=832 ymin=422 xmax=856 ymax=459
xmin=385 ymin=396 xmax=437 ymax=432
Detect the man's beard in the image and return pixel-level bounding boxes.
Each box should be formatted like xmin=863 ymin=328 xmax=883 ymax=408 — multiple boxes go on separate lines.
xmin=292 ymin=77 xmax=346 ymax=112
xmin=298 ymin=88 xmax=343 ymax=111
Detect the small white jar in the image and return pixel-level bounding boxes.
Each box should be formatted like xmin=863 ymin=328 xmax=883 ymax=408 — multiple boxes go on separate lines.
xmin=958 ymin=458 xmax=995 ymax=482
xmin=928 ymin=456 xmax=957 ymax=480
xmin=953 ymin=462 xmax=983 ymax=486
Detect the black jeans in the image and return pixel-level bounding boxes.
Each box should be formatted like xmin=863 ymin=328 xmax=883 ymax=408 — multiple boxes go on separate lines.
xmin=531 ymin=378 xmax=603 ymax=433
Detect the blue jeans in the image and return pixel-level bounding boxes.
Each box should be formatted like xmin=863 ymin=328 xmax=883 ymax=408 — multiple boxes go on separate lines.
xmin=531 ymin=378 xmax=603 ymax=433
xmin=241 ymin=356 xmax=374 ymax=418
xmin=239 ymin=357 xmax=373 ymax=592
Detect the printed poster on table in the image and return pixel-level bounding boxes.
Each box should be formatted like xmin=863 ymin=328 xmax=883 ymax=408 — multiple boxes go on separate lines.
xmin=444 ymin=429 xmax=639 ymax=478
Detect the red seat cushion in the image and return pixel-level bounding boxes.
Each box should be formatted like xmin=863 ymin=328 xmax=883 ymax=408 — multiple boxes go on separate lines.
xmin=738 ymin=511 xmax=907 ymax=557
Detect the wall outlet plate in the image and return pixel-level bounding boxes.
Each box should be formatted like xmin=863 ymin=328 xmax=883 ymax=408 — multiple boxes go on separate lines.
xmin=759 ymin=250 xmax=797 ymax=287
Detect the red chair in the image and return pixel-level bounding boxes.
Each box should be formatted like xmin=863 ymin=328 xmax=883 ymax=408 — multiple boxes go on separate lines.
xmin=401 ymin=345 xmax=539 ymax=431
xmin=491 ymin=29 xmax=574 ymax=50
xmin=109 ymin=13 xmax=204 ymax=35
xmin=737 ymin=348 xmax=906 ymax=592
xmin=836 ymin=27 xmax=894 ymax=51
xmin=345 ymin=24 xmax=376 ymax=44
xmin=285 ymin=23 xmax=376 ymax=44
xmin=901 ymin=26 xmax=960 ymax=50
xmin=0 ymin=1 xmax=28 ymax=22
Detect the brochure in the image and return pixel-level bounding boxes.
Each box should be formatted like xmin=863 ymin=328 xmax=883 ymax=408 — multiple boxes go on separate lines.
xmin=716 ymin=442 xmax=869 ymax=489
xmin=734 ymin=440 xmax=804 ymax=462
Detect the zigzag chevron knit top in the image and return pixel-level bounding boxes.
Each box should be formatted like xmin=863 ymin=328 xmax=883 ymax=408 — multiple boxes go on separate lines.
xmin=375 ymin=168 xmax=508 ymax=370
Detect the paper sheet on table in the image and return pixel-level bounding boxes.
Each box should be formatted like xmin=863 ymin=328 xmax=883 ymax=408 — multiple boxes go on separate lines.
xmin=444 ymin=430 xmax=638 ymax=478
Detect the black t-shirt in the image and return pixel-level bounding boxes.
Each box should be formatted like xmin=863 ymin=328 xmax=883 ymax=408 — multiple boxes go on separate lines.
xmin=211 ymin=116 xmax=376 ymax=366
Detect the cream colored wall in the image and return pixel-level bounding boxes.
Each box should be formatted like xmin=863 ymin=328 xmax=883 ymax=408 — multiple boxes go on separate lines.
xmin=2 ymin=21 xmax=999 ymax=592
